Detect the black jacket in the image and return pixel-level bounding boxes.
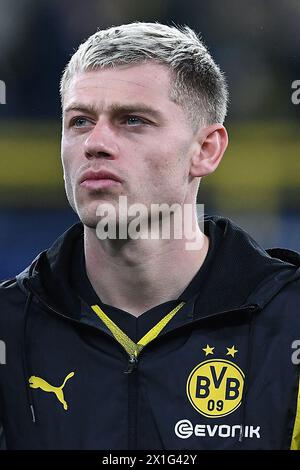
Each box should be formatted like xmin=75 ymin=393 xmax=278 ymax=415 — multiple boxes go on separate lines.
xmin=0 ymin=214 xmax=300 ymax=450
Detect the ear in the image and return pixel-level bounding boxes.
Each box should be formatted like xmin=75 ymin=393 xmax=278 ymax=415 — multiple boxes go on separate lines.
xmin=189 ymin=124 xmax=228 ymax=177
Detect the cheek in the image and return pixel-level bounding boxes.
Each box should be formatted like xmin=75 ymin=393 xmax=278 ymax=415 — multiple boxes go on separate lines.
xmin=148 ymin=142 xmax=188 ymax=181
xmin=61 ymin=138 xmax=70 ymax=172
xmin=61 ymin=141 xmax=79 ymax=181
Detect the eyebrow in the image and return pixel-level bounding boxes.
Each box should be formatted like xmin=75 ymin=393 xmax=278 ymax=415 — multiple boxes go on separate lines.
xmin=63 ymin=102 xmax=163 ymax=121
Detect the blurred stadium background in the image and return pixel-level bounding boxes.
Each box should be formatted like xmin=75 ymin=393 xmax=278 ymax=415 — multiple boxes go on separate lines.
xmin=0 ymin=0 xmax=299 ymax=279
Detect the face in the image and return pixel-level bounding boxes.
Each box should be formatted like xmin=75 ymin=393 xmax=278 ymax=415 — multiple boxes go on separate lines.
xmin=61 ymin=62 xmax=199 ymax=229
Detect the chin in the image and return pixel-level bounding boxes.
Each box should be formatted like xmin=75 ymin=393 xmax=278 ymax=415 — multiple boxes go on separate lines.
xmin=74 ymin=201 xmax=100 ymax=229
xmin=77 ymin=209 xmax=99 ymax=229
xmin=80 ymin=219 xmax=98 ymax=230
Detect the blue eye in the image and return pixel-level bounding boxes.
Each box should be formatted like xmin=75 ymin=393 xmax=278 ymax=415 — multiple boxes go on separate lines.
xmin=126 ymin=116 xmax=144 ymax=126
xmin=72 ymin=117 xmax=89 ymax=127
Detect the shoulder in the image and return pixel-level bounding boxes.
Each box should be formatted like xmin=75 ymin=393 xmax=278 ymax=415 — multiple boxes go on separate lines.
xmin=275 ymin=276 xmax=300 ymax=303
xmin=261 ymin=276 xmax=300 ymax=332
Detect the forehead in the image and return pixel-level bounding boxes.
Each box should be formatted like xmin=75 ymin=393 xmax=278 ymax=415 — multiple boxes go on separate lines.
xmin=63 ymin=62 xmax=174 ymax=110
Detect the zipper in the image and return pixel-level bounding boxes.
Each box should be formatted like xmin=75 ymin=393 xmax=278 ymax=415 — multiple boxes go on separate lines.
xmin=125 ymin=354 xmax=138 ymax=374
xmin=127 ymin=355 xmax=138 ymax=449
xmin=124 ymin=353 xmax=139 ymax=450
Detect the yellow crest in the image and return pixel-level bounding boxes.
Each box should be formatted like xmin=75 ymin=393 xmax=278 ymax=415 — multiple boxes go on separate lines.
xmin=186 ymin=359 xmax=244 ymax=418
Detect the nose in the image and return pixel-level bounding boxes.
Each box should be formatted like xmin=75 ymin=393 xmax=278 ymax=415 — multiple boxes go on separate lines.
xmin=84 ymin=119 xmax=118 ymax=160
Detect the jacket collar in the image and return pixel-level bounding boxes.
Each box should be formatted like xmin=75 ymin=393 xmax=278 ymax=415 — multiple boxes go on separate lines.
xmin=16 ymin=215 xmax=300 ymax=322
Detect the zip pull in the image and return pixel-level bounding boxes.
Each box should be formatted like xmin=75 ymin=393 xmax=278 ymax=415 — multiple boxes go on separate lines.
xmin=124 ymin=354 xmax=138 ymax=374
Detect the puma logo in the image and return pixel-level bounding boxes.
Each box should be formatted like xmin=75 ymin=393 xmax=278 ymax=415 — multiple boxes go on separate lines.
xmin=29 ymin=372 xmax=75 ymax=410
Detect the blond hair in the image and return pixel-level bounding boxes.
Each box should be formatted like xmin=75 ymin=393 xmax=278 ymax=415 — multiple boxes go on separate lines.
xmin=60 ymin=22 xmax=228 ymax=129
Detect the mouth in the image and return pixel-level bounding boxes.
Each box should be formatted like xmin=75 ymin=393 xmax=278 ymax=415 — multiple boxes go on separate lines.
xmin=80 ymin=179 xmax=122 ymax=190
xmin=79 ymin=169 xmax=122 ymax=190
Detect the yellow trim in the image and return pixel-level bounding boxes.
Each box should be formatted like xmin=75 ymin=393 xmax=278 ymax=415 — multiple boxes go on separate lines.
xmin=290 ymin=375 xmax=300 ymax=450
xmin=91 ymin=305 xmax=137 ymax=357
xmin=91 ymin=302 xmax=185 ymax=358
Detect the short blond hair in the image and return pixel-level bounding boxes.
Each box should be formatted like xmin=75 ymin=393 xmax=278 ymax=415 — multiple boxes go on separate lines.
xmin=60 ymin=22 xmax=228 ymax=129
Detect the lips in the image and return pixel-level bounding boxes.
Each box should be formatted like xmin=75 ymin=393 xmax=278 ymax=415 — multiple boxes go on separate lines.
xmin=79 ymin=169 xmax=122 ymax=184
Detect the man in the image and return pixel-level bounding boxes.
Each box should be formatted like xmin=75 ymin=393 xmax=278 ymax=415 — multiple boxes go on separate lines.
xmin=0 ymin=22 xmax=300 ymax=450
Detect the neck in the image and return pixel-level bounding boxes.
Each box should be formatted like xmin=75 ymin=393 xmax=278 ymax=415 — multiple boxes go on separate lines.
xmin=84 ymin=214 xmax=209 ymax=317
